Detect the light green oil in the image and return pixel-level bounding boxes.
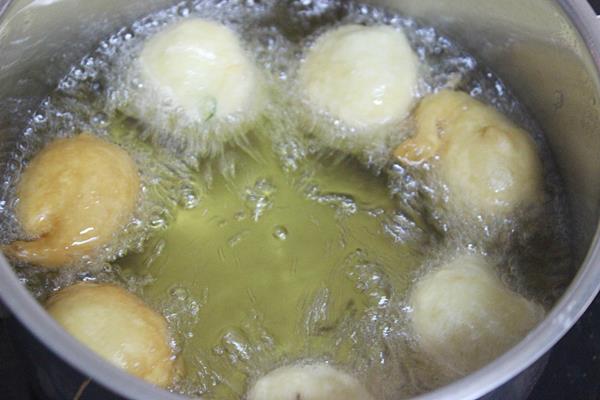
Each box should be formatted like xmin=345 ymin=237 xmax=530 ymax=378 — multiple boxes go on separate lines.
xmin=116 ymin=131 xmax=420 ymax=397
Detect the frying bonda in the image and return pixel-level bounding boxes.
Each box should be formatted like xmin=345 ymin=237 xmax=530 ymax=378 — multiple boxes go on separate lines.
xmin=300 ymin=25 xmax=419 ymax=133
xmin=5 ymin=134 xmax=140 ymax=268
xmin=247 ymin=362 xmax=374 ymax=400
xmin=410 ymin=255 xmax=545 ymax=376
xmin=46 ymin=283 xmax=177 ymax=387
xmin=394 ymin=90 xmax=543 ymax=215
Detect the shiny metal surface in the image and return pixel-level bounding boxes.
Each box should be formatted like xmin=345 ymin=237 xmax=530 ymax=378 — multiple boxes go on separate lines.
xmin=0 ymin=1 xmax=599 ymax=399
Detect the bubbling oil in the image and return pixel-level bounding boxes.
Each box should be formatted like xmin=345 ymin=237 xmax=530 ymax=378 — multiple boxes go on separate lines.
xmin=0 ymin=0 xmax=572 ymax=399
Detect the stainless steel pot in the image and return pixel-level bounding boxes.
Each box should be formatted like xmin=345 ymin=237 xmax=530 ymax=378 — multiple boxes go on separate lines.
xmin=1 ymin=0 xmax=600 ymax=399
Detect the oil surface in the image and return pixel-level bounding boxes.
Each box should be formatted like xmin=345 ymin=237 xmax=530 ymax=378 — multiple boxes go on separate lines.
xmin=117 ymin=131 xmax=421 ymax=398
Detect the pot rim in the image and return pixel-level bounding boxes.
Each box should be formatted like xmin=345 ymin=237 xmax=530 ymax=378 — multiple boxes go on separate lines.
xmin=1 ymin=1 xmax=600 ymax=399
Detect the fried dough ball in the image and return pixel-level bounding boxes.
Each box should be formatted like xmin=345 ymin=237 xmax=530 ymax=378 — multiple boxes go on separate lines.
xmin=247 ymin=362 xmax=374 ymax=400
xmin=394 ymin=90 xmax=543 ymax=214
xmin=4 ymin=134 xmax=140 ymax=268
xmin=46 ymin=283 xmax=177 ymax=387
xmin=299 ymin=24 xmax=419 ymax=130
xmin=137 ymin=18 xmax=261 ymax=123
xmin=409 ymin=255 xmax=545 ymax=376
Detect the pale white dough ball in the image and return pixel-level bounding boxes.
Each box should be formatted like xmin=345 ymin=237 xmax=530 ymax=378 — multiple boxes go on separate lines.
xmin=46 ymin=283 xmax=178 ymax=387
xmin=138 ymin=18 xmax=260 ymax=122
xmin=247 ymin=362 xmax=374 ymax=400
xmin=394 ymin=90 xmax=543 ymax=215
xmin=299 ymin=24 xmax=419 ymax=129
xmin=409 ymin=255 xmax=545 ymax=376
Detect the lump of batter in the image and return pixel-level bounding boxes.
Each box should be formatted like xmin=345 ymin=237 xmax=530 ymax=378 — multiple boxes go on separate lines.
xmin=137 ymin=18 xmax=261 ymax=124
xmin=394 ymin=90 xmax=543 ymax=215
xmin=46 ymin=283 xmax=177 ymax=387
xmin=247 ymin=362 xmax=374 ymax=400
xmin=299 ymin=24 xmax=419 ymax=131
xmin=409 ymin=254 xmax=545 ymax=376
xmin=4 ymin=134 xmax=140 ymax=268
